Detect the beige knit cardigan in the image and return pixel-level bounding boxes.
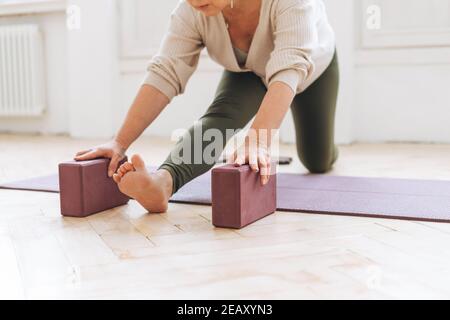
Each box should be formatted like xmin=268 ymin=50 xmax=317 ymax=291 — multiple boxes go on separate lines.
xmin=143 ymin=0 xmax=336 ymax=101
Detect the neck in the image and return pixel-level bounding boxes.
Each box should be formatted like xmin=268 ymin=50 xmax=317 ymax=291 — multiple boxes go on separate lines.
xmin=224 ymin=0 xmax=259 ymax=17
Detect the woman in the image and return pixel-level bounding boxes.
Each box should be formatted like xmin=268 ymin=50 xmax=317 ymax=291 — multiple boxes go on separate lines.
xmin=75 ymin=0 xmax=339 ymax=213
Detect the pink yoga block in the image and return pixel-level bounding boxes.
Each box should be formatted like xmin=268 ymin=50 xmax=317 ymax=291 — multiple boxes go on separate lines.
xmin=59 ymin=158 xmax=130 ymax=217
xmin=212 ymin=165 xmax=277 ymax=229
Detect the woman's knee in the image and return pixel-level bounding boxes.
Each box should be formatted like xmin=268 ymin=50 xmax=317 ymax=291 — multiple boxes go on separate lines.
xmin=298 ymin=147 xmax=338 ymax=174
xmin=302 ymin=159 xmax=332 ymax=174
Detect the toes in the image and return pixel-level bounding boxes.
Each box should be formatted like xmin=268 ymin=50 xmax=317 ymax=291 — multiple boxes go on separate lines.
xmin=123 ymin=162 xmax=134 ymax=172
xmin=131 ymin=154 xmax=146 ymax=171
xmin=117 ymin=162 xmax=134 ymax=175
xmin=119 ymin=165 xmax=128 ymax=175
xmin=113 ymin=173 xmax=121 ymax=184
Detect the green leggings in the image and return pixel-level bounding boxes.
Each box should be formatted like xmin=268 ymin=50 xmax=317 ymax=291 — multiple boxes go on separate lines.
xmin=160 ymin=51 xmax=340 ymax=194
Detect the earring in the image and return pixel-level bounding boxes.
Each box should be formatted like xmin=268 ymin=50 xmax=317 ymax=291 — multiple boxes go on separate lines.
xmin=231 ymin=0 xmax=234 ymax=9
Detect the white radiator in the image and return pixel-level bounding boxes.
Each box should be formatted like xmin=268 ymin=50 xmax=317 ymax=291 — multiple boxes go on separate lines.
xmin=0 ymin=24 xmax=46 ymax=117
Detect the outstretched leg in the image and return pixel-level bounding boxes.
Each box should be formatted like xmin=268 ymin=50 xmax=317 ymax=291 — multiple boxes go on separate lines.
xmin=115 ymin=71 xmax=267 ymax=212
xmin=159 ymin=70 xmax=268 ymax=194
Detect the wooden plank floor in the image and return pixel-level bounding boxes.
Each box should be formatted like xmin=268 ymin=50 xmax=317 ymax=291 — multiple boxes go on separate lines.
xmin=1 ymin=134 xmax=450 ymax=300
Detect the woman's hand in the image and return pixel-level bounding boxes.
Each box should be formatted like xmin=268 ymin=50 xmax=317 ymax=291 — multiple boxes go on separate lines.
xmin=74 ymin=140 xmax=127 ymax=177
xmin=226 ymin=82 xmax=293 ymax=185
xmin=227 ymin=136 xmax=272 ymax=186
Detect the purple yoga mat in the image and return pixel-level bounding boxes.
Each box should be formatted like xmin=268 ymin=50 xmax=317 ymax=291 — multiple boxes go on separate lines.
xmin=0 ymin=175 xmax=59 ymax=193
xmin=1 ymin=169 xmax=450 ymax=223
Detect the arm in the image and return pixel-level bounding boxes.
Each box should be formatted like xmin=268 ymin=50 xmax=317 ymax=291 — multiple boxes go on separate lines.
xmin=116 ymin=1 xmax=203 ymax=146
xmin=75 ymin=2 xmax=203 ymax=176
xmin=251 ymin=82 xmax=295 ymax=146
xmin=75 ymin=84 xmax=169 ymax=177
xmin=233 ymin=0 xmax=318 ymax=184
xmin=232 ymin=82 xmax=295 ymax=185
xmin=115 ymin=85 xmax=169 ymax=150
xmin=265 ymin=0 xmax=317 ymax=95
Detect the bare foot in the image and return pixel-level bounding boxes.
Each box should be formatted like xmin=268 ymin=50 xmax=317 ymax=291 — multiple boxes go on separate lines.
xmin=113 ymin=154 xmax=173 ymax=213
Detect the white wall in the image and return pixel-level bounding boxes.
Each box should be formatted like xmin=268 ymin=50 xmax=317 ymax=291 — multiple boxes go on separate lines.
xmin=354 ymin=62 xmax=450 ymax=143
xmin=0 ymin=10 xmax=68 ymax=134
xmin=0 ymin=0 xmax=121 ymax=138
xmin=1 ymin=0 xmax=450 ymax=144
xmin=353 ymin=0 xmax=450 ymax=143
xmin=66 ymin=0 xmax=120 ymax=138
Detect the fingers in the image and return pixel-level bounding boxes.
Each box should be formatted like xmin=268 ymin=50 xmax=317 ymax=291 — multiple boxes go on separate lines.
xmin=108 ymin=154 xmax=125 ymax=178
xmin=75 ymin=149 xmax=91 ymax=158
xmin=74 ymin=149 xmax=102 ymax=161
xmin=108 ymin=156 xmax=118 ymax=178
xmin=226 ymin=151 xmax=236 ymax=165
xmin=234 ymin=152 xmax=246 ymax=167
xmin=249 ymin=150 xmax=259 ymax=173
xmin=259 ymin=156 xmax=268 ymax=185
xmin=230 ymin=141 xmax=271 ymax=185
xmin=259 ymin=154 xmax=271 ymax=186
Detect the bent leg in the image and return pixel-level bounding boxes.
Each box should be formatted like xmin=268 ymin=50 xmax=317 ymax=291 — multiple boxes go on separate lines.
xmin=160 ymin=71 xmax=267 ymax=193
xmin=291 ymin=51 xmax=340 ymax=173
